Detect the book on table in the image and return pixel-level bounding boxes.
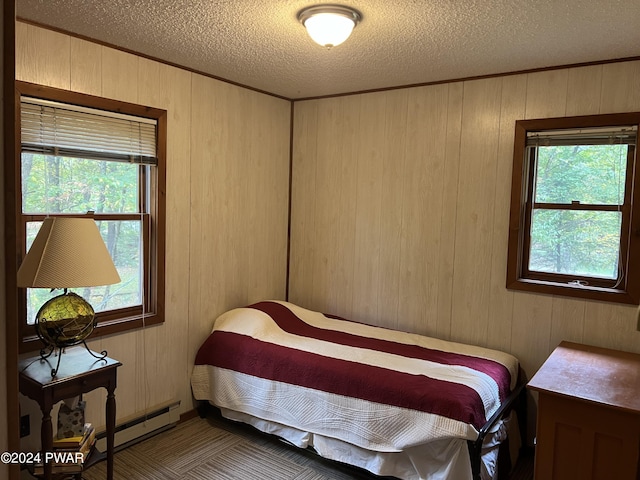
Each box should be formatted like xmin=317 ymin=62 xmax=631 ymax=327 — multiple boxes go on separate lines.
xmin=52 ymin=423 xmax=94 ymax=450
xmin=34 ymin=423 xmax=97 ymax=474
xmin=54 ymin=425 xmax=96 ymax=456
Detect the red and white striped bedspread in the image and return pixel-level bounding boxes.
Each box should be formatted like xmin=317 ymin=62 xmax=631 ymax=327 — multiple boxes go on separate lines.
xmin=191 ymin=300 xmax=518 ymax=456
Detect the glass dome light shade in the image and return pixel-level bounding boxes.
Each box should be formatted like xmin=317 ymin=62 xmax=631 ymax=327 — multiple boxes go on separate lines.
xmin=304 ymin=13 xmax=355 ymax=48
xmin=298 ymin=5 xmax=361 ymax=48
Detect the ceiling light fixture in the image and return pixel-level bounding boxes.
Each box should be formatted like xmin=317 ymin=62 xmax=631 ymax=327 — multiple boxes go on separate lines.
xmin=298 ymin=5 xmax=362 ymax=49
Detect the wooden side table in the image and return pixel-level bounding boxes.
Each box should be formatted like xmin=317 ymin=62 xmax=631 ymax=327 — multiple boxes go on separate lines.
xmin=527 ymin=341 xmax=640 ymax=480
xmin=19 ymin=346 xmax=121 ymax=480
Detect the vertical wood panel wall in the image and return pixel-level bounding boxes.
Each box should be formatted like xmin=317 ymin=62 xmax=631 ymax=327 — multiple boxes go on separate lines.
xmin=290 ymin=61 xmax=640 ymax=387
xmin=15 ymin=22 xmax=290 ymax=435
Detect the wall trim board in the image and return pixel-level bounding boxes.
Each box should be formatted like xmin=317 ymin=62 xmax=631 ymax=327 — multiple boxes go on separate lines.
xmin=178 ymin=408 xmax=199 ymax=424
xmin=294 ymin=56 xmax=640 ymax=101
xmin=285 ymin=100 xmax=294 ymax=301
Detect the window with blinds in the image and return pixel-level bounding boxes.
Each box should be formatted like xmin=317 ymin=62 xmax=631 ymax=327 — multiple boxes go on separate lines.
xmin=21 ymin=97 xmax=157 ymax=164
xmin=507 ymin=113 xmax=640 ymax=305
xmin=15 ymin=82 xmax=166 ymax=349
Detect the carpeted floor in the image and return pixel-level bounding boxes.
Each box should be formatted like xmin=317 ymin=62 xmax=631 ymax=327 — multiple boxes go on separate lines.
xmin=82 ymin=412 xmax=533 ymax=480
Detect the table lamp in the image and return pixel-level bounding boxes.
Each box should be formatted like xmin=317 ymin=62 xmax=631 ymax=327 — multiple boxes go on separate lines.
xmin=17 ymin=216 xmax=121 ymax=377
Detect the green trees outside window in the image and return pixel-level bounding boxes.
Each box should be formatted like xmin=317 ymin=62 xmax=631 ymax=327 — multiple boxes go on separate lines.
xmin=22 ymin=155 xmax=143 ymax=323
xmin=529 ymin=144 xmax=626 ymax=281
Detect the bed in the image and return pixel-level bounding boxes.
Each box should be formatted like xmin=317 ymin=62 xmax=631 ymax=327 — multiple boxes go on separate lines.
xmin=190 ymin=300 xmax=523 ymax=480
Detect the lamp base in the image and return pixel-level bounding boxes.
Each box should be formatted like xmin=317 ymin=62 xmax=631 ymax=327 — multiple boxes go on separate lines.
xmin=40 ymin=342 xmax=108 ymax=378
xmin=35 ymin=290 xmax=96 ymax=347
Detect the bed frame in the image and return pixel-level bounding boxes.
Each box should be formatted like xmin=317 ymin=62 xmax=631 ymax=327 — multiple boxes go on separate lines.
xmin=467 ymin=380 xmax=526 ymax=480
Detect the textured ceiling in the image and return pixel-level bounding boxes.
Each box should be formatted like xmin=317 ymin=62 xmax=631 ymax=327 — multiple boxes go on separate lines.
xmin=16 ymin=0 xmax=640 ymax=100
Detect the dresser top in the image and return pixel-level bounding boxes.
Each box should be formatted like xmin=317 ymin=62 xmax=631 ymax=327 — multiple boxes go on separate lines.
xmin=528 ymin=341 xmax=640 ymax=414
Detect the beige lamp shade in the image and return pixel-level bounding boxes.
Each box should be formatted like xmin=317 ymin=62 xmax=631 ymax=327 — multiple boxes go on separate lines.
xmin=17 ymin=217 xmax=121 ymax=288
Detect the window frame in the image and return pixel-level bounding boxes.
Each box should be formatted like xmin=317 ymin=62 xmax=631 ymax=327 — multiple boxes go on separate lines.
xmin=15 ymin=81 xmax=167 ymax=353
xmin=506 ymin=112 xmax=640 ymax=305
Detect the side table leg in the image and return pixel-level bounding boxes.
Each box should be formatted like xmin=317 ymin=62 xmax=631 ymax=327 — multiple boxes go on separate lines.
xmin=106 ymin=388 xmax=116 ymax=480
xmin=41 ymin=408 xmax=53 ymax=480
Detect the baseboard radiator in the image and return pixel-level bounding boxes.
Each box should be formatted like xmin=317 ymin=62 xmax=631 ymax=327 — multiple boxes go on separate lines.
xmin=95 ymin=400 xmax=180 ymax=453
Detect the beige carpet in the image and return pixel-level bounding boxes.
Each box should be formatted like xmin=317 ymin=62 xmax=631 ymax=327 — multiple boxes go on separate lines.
xmin=82 ymin=413 xmax=377 ymax=480
xmin=82 ymin=412 xmax=533 ymax=480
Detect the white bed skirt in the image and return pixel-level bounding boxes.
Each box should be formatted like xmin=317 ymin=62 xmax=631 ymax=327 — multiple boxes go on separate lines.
xmin=218 ymin=406 xmax=510 ymax=480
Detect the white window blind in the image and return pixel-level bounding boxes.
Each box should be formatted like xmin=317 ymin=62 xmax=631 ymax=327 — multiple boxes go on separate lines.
xmin=21 ymin=97 xmax=157 ymax=165
xmin=526 ymin=126 xmax=637 ymax=147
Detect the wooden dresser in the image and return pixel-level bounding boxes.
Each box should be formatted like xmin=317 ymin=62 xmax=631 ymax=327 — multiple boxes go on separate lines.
xmin=527 ymin=341 xmax=640 ymax=480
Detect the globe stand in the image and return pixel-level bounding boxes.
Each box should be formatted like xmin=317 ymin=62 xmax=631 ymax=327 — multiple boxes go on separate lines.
xmin=39 ymin=343 xmax=108 ymax=378
xmin=38 ymin=344 xmax=62 ymax=378
xmin=34 ymin=289 xmax=108 ymax=378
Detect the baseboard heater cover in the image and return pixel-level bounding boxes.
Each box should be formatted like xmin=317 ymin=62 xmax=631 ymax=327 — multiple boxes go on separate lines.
xmin=95 ymin=401 xmax=180 ymax=453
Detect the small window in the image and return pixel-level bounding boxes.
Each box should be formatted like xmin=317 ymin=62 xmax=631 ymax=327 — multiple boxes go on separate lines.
xmin=507 ymin=113 xmax=640 ymax=304
xmin=16 ymin=82 xmax=167 ymax=351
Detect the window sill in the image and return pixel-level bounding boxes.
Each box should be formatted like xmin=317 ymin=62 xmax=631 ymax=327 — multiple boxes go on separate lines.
xmin=506 ymin=277 xmax=637 ymax=305
xmin=19 ymin=312 xmax=163 ymax=354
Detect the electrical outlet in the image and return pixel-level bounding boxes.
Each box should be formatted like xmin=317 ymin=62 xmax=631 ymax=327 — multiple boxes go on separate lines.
xmin=20 ymin=414 xmax=30 ymax=438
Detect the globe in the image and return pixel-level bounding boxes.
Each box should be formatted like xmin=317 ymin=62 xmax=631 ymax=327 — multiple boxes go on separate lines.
xmin=35 ymin=291 xmax=96 ymax=347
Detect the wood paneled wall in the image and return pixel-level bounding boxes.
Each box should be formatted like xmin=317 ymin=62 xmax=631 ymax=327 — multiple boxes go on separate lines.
xmin=15 ymin=22 xmax=290 ymax=438
xmin=290 ymin=62 xmax=640 ymax=385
